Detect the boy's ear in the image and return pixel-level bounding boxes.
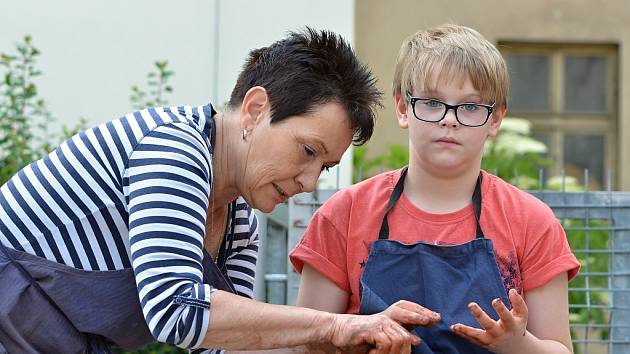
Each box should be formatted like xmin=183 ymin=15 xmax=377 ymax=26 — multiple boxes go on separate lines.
xmin=394 ymin=93 xmax=409 ymax=129
xmin=239 ymin=86 xmax=269 ymax=132
xmin=487 ymin=104 xmax=506 ymax=139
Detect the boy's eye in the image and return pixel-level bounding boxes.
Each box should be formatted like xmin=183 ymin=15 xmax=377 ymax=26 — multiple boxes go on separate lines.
xmin=461 ymin=104 xmax=478 ymax=112
xmin=424 ymin=100 xmax=442 ymax=108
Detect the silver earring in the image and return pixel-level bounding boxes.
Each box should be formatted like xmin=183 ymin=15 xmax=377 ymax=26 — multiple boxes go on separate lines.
xmin=242 ymin=129 xmax=248 ymax=141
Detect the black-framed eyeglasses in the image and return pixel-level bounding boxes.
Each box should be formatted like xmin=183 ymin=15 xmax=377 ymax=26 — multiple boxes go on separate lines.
xmin=406 ymin=92 xmax=495 ymax=127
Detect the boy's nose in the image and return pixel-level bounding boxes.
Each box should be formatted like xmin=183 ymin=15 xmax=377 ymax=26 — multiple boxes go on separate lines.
xmin=440 ymin=108 xmax=459 ymax=128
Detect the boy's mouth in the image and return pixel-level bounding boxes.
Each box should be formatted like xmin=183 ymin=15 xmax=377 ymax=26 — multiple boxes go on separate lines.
xmin=435 ymin=137 xmax=460 ymax=145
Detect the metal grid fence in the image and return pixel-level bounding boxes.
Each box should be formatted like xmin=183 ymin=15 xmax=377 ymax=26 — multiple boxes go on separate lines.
xmin=255 ymin=181 xmax=630 ymax=354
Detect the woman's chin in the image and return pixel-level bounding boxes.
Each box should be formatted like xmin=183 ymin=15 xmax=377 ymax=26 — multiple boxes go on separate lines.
xmin=257 ymin=204 xmax=276 ymax=213
xmin=250 ymin=199 xmax=278 ymax=213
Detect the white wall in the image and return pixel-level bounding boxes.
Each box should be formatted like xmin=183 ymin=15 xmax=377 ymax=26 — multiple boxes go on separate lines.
xmin=0 ymin=0 xmax=215 ymax=126
xmin=0 ymin=0 xmax=355 ymax=187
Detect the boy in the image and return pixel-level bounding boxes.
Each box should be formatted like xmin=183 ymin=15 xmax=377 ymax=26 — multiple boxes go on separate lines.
xmin=290 ymin=24 xmax=580 ymax=354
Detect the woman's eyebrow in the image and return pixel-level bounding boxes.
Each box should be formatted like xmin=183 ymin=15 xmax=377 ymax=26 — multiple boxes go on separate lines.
xmin=312 ymin=137 xmax=329 ymax=155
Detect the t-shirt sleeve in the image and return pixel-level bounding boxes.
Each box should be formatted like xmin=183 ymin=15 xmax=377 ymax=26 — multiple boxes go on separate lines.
xmin=289 ymin=191 xmax=351 ymax=293
xmin=125 ymin=122 xmax=213 ymax=349
xmin=519 ymin=200 xmax=581 ymax=292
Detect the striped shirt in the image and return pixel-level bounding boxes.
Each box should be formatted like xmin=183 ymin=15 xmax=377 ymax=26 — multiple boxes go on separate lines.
xmin=0 ymin=104 xmax=259 ymax=351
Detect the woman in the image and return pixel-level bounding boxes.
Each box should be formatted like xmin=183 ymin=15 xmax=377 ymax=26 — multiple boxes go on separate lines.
xmin=0 ymin=28 xmax=433 ymax=354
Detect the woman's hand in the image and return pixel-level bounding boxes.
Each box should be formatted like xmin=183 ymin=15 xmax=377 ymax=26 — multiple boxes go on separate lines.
xmin=322 ymin=300 xmax=440 ymax=354
xmin=450 ymin=288 xmax=529 ymax=353
xmin=380 ymin=300 xmax=441 ymax=331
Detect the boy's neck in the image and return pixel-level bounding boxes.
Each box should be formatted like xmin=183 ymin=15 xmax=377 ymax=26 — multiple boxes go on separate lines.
xmin=403 ymin=165 xmax=482 ymax=214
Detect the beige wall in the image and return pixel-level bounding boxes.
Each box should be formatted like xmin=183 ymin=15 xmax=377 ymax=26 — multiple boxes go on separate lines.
xmin=356 ymin=0 xmax=630 ymax=190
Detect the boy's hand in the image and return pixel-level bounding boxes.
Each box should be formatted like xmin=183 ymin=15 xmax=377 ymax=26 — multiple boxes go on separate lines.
xmin=450 ymin=288 xmax=528 ymax=353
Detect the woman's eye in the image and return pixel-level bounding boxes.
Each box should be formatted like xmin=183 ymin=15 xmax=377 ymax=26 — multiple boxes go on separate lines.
xmin=303 ymin=145 xmax=316 ymax=158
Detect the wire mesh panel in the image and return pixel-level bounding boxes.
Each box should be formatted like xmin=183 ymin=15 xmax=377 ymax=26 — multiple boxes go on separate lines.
xmin=529 ymin=190 xmax=630 ymax=354
xmin=257 ymin=178 xmax=630 ymax=353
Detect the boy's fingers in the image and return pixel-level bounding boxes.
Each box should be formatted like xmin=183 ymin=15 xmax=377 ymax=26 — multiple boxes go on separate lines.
xmin=451 ymin=323 xmax=489 ymax=346
xmin=492 ymin=298 xmax=515 ymax=328
xmin=468 ymin=302 xmax=499 ymax=334
xmin=509 ymin=288 xmax=528 ymax=319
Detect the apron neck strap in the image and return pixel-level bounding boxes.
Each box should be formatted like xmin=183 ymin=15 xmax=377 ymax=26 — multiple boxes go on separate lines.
xmin=472 ymin=172 xmax=484 ymax=239
xmin=216 ymin=199 xmax=237 ymax=269
xmin=378 ymin=167 xmax=484 ymax=240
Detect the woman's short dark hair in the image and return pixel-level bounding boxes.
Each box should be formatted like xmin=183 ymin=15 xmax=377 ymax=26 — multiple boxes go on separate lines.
xmin=228 ymin=27 xmax=382 ymax=146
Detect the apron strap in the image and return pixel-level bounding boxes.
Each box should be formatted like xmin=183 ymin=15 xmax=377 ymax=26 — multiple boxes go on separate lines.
xmin=378 ymin=167 xmax=408 ymax=239
xmin=378 ymin=167 xmax=484 ymax=240
xmin=472 ymin=173 xmax=484 ymax=239
xmin=203 ymin=199 xmax=238 ymax=294
xmin=216 ymin=199 xmax=237 ymax=270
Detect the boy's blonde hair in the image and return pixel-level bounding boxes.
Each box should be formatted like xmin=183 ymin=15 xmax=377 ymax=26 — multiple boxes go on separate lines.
xmin=393 ymin=24 xmax=509 ymax=107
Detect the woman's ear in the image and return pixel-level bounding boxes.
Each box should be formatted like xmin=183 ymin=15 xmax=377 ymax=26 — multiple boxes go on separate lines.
xmin=394 ymin=93 xmax=409 ymax=129
xmin=239 ymin=86 xmax=270 ymax=132
xmin=487 ymin=104 xmax=506 ymax=139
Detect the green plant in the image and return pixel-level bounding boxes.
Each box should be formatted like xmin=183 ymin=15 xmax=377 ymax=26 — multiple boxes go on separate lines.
xmin=0 ymin=35 xmax=53 ymax=184
xmin=130 ymin=61 xmax=174 ymax=109
xmin=481 ymin=117 xmax=552 ymax=189
xmin=353 ymin=144 xmax=408 ymax=183
xmin=0 ymin=36 xmax=88 ymax=186
xmin=113 ymin=342 xmax=185 ymax=354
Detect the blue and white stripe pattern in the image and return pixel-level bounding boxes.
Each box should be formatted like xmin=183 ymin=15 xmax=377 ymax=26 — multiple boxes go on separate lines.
xmin=0 ymin=104 xmax=259 ymax=350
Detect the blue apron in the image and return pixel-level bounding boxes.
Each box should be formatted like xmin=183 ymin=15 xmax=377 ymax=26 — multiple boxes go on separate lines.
xmin=359 ymin=167 xmax=510 ymax=354
xmin=0 ymin=201 xmax=238 ymax=354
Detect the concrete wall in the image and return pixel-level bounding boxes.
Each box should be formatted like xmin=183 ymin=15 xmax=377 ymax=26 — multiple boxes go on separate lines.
xmin=355 ymin=0 xmax=630 ymax=190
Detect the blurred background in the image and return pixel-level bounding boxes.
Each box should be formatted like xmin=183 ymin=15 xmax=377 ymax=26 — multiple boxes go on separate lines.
xmin=2 ymin=1 xmax=630 ymax=354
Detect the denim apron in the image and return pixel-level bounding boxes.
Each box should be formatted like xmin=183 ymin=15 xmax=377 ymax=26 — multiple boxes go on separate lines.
xmin=359 ymin=167 xmax=510 ymax=354
xmin=0 ymin=201 xmax=237 ymax=354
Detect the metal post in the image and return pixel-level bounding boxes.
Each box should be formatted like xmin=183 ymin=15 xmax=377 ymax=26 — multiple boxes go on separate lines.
xmin=253 ymin=211 xmax=267 ymax=301
xmin=612 ymin=197 xmax=630 ymax=354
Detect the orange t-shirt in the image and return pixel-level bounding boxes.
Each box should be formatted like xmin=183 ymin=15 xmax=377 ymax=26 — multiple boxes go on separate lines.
xmin=290 ymin=169 xmax=580 ymax=314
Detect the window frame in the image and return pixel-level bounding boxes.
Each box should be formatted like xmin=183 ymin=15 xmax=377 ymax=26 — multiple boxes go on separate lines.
xmin=499 ymin=43 xmax=618 ymax=189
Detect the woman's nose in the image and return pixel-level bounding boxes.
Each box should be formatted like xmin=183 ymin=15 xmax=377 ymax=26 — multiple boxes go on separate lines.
xmin=296 ymin=168 xmax=320 ymax=193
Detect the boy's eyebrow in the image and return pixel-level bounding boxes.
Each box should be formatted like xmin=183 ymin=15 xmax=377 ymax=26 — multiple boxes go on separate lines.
xmin=416 ymin=90 xmax=483 ymax=102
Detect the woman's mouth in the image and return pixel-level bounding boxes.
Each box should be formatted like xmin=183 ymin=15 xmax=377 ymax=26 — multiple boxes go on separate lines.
xmin=272 ymin=183 xmax=289 ymax=198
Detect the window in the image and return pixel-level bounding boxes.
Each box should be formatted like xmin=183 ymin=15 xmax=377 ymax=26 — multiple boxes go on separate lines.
xmin=499 ymin=43 xmax=618 ymax=190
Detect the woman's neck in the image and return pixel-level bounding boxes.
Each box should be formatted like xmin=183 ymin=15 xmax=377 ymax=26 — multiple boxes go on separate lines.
xmin=209 ymin=111 xmax=242 ymax=211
